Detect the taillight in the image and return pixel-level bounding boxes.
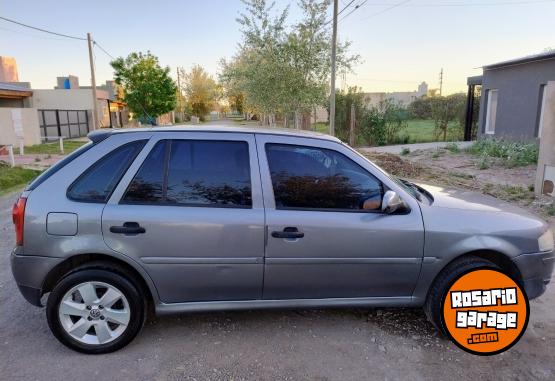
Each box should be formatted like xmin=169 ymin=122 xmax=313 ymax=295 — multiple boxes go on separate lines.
xmin=12 ymin=197 xmax=26 ymax=246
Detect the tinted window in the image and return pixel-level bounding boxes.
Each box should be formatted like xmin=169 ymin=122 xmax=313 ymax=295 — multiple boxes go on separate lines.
xmin=27 ymin=142 xmax=93 ymax=191
xmin=266 ymin=144 xmax=382 ymax=211
xmin=123 ymin=140 xmax=252 ymax=207
xmin=67 ymin=140 xmax=146 ymax=202
xmin=122 ymin=140 xmax=167 ymax=203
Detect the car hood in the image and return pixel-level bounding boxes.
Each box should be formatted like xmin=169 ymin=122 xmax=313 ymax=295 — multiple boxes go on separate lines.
xmin=416 ymin=183 xmax=538 ymax=217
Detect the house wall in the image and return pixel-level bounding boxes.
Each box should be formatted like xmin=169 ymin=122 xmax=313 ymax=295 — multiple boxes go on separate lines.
xmin=535 ymin=81 xmax=555 ymax=196
xmin=478 ymin=58 xmax=555 ymax=140
xmin=0 ymin=108 xmax=41 ymax=146
xmin=30 ymin=89 xmax=109 ymax=127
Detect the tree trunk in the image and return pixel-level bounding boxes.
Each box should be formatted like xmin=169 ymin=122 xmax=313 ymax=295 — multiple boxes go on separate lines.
xmin=294 ymin=111 xmax=300 ymax=129
xmin=301 ymin=112 xmax=311 ymax=130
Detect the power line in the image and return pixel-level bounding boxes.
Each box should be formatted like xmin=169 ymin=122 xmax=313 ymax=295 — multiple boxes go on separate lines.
xmin=339 ymin=0 xmax=369 ymax=22
xmin=0 ymin=16 xmax=86 ymax=40
xmin=323 ymin=0 xmax=357 ymax=27
xmin=358 ymin=0 xmax=555 ymax=6
xmin=361 ymin=0 xmax=412 ymax=20
xmin=94 ymin=41 xmax=115 ymax=60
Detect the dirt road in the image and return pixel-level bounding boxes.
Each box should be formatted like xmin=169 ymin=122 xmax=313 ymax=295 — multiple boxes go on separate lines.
xmin=1 ymin=189 xmax=554 ymax=380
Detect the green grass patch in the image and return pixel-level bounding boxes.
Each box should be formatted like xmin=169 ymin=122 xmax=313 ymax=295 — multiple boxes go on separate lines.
xmin=312 ymin=122 xmax=329 ymax=134
xmin=0 ymin=163 xmax=41 ymax=195
xmin=466 ymin=139 xmax=538 ymax=168
xmin=15 ymin=140 xmax=87 ymax=155
xmin=399 ymin=119 xmax=461 ymax=144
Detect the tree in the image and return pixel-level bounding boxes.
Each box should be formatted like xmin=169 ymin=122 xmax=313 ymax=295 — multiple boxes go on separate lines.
xmin=408 ymin=96 xmax=432 ymax=119
xmin=430 ymin=93 xmax=467 ymax=141
xmin=180 ymin=65 xmax=218 ymax=120
xmin=111 ymin=52 xmax=177 ymax=123
xmin=220 ymin=0 xmax=359 ymax=128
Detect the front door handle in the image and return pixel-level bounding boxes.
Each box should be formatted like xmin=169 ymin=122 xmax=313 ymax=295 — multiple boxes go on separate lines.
xmin=110 ymin=222 xmax=146 ymax=235
xmin=271 ymin=227 xmax=304 ymax=239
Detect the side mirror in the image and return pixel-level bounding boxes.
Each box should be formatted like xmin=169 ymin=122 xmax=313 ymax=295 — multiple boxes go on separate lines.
xmin=381 ymin=190 xmax=405 ymax=214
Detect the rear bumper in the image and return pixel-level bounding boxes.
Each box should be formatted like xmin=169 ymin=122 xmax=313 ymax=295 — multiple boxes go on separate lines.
xmin=10 ymin=247 xmax=64 ymax=307
xmin=512 ymin=250 xmax=554 ymax=299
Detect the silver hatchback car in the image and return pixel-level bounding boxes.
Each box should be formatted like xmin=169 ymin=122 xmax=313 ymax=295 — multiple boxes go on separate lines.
xmin=11 ymin=126 xmax=554 ymax=353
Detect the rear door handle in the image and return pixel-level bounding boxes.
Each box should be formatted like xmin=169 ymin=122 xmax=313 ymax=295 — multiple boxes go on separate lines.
xmin=110 ymin=222 xmax=145 ymax=235
xmin=271 ymin=227 xmax=304 ymax=239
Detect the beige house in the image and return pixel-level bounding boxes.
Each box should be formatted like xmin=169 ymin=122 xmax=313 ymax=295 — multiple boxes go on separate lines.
xmin=0 ymin=82 xmax=41 ymax=146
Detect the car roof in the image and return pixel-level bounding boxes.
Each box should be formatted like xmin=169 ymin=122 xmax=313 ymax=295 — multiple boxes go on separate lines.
xmin=88 ymin=124 xmax=341 ymax=144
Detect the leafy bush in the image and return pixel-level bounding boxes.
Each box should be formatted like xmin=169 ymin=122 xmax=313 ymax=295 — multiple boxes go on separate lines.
xmin=467 ymin=139 xmax=538 ymax=168
xmin=445 ymin=142 xmax=460 ymax=153
xmin=400 ymin=147 xmax=410 ymax=156
xmin=359 ymin=100 xmax=409 ymax=146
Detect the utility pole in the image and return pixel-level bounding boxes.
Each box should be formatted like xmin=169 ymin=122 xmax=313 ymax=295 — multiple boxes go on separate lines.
xmin=349 ymin=103 xmax=355 ymax=147
xmin=176 ymin=67 xmax=182 ymax=117
xmin=439 ymin=68 xmax=444 ymax=96
xmin=87 ymin=33 xmax=99 ymax=130
xmin=329 ymin=0 xmax=338 ymax=136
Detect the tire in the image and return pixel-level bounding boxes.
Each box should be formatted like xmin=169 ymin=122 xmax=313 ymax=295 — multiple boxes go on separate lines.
xmin=423 ymin=256 xmax=499 ymax=336
xmin=46 ymin=268 xmax=145 ymax=354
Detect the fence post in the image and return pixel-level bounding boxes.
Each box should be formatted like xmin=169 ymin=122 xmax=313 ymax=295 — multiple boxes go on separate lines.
xmin=8 ymin=145 xmax=15 ymax=167
xmin=59 ymin=137 xmax=64 ymax=154
xmin=349 ymin=103 xmax=355 ymax=147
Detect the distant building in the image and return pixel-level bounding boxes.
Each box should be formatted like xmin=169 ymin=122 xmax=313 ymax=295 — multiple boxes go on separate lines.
xmin=363 ymin=81 xmax=428 ymax=109
xmin=467 ymin=51 xmax=555 ymax=140
xmin=0 ymin=56 xmax=19 ymax=82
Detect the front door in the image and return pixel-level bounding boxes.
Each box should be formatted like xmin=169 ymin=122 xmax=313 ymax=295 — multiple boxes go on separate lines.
xmin=102 ymin=132 xmax=265 ymax=303
xmin=256 ymin=134 xmax=425 ymax=300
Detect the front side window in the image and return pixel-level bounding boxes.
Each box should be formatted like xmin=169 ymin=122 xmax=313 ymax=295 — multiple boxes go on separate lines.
xmin=123 ymin=140 xmax=252 ymax=207
xmin=266 ymin=144 xmax=383 ymax=211
xmin=67 ymin=140 xmax=146 ymax=202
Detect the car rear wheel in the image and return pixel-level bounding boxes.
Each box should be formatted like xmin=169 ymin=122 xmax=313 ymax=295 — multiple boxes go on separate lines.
xmin=46 ymin=268 xmax=145 ymax=354
xmin=423 ymin=256 xmax=499 ymax=336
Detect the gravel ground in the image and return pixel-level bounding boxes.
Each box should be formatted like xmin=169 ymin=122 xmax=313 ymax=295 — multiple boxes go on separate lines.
xmin=1 ymin=190 xmax=554 ymax=381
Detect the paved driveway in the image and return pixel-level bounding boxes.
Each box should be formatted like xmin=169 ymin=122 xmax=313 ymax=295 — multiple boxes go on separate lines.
xmin=1 ymin=190 xmax=554 ymax=380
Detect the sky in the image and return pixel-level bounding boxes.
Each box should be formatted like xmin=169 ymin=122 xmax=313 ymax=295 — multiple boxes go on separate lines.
xmin=1 ymin=0 xmax=554 ymax=95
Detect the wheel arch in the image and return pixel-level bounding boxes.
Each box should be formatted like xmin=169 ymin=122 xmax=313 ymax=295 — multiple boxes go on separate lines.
xmin=42 ymin=253 xmax=158 ymax=305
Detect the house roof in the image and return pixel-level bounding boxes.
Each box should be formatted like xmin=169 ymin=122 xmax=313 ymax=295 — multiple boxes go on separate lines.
xmin=0 ymin=82 xmax=33 ymax=99
xmin=483 ymin=50 xmax=555 ymax=70
xmin=88 ymin=125 xmax=341 ymax=144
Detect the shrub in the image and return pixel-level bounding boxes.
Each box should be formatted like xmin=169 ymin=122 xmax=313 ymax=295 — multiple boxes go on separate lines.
xmin=445 ymin=142 xmax=460 ymax=153
xmin=467 ymin=139 xmax=538 ymax=168
xmin=400 ymin=147 xmax=410 ymax=156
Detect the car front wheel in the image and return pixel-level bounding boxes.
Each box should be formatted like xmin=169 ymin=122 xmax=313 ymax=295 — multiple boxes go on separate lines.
xmin=46 ymin=268 xmax=145 ymax=354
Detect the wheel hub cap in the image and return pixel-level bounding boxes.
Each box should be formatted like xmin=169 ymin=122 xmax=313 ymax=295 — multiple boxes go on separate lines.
xmin=58 ymin=281 xmax=131 ymax=345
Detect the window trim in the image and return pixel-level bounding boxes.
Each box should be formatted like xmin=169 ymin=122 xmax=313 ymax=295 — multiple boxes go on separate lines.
xmin=484 ymin=89 xmax=498 ymax=135
xmin=537 ymin=84 xmax=547 ymax=138
xmin=119 ymin=139 xmax=254 ymax=209
xmin=265 ymin=142 xmax=385 ymax=213
xmin=66 ymin=140 xmax=147 ymax=204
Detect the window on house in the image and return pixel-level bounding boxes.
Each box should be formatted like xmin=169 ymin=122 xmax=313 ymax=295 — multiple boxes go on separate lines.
xmin=537 ymin=84 xmax=547 ymax=138
xmin=265 ymin=143 xmax=383 ymax=211
xmin=485 ymin=89 xmax=498 ymax=135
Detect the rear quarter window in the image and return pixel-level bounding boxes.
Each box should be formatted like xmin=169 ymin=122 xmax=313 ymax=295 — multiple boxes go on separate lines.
xmin=67 ymin=140 xmax=146 ymax=203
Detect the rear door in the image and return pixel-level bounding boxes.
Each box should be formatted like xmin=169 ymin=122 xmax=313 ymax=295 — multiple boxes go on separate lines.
xmin=102 ymin=132 xmax=265 ymax=304
xmin=256 ymin=134 xmax=425 ymax=300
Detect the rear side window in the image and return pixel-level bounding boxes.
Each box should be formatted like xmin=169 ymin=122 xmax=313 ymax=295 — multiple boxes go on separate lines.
xmin=67 ymin=140 xmax=146 ymax=203
xmin=27 ymin=142 xmax=93 ymax=191
xmin=266 ymin=143 xmax=383 ymax=211
xmin=122 ymin=140 xmax=252 ymax=208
